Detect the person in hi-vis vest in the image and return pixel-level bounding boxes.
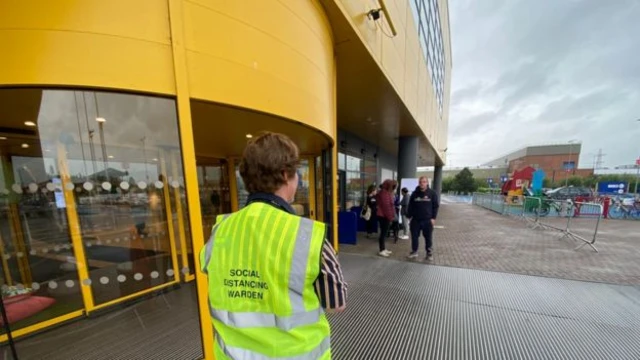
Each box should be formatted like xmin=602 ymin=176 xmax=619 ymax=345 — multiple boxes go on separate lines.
xmin=200 ymin=132 xmax=347 ymax=359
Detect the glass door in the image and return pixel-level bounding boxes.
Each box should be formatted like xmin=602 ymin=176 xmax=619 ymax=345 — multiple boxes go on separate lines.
xmin=195 ymin=158 xmax=231 ymax=240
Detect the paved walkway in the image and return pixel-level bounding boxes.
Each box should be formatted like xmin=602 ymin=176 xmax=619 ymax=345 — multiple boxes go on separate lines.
xmin=340 ymin=199 xmax=640 ymax=285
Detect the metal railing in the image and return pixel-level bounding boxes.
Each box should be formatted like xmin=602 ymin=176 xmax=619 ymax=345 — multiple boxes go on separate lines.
xmin=472 ymin=194 xmax=603 ymax=253
xmin=472 ymin=193 xmax=505 ymax=214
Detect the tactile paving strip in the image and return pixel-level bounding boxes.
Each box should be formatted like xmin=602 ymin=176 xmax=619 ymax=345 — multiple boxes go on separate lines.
xmin=328 ymin=253 xmax=640 ymax=360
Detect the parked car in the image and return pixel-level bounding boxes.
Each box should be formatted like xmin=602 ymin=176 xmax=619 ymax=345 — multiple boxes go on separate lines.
xmin=544 ymin=186 xmax=593 ymax=201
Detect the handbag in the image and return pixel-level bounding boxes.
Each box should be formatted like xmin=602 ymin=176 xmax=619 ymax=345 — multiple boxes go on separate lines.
xmin=360 ymin=205 xmax=371 ymax=221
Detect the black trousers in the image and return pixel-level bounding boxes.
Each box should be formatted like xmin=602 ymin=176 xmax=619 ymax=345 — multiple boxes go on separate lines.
xmin=378 ymin=217 xmax=391 ymax=251
xmin=410 ymin=219 xmax=433 ymax=253
xmin=366 ymin=216 xmax=378 ymax=234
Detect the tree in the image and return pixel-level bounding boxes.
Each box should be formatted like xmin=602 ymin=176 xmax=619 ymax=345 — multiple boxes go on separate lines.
xmin=567 ymin=176 xmax=583 ymax=187
xmin=582 ymin=175 xmax=598 ymax=189
xmin=452 ymin=167 xmax=478 ymax=195
xmin=442 ymin=177 xmax=455 ymax=192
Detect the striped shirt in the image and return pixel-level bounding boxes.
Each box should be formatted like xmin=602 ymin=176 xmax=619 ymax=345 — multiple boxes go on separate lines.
xmin=314 ymin=240 xmax=348 ymax=310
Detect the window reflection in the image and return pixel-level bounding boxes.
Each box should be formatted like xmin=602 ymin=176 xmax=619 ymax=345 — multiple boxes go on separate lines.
xmin=0 ymin=88 xmax=202 ymax=359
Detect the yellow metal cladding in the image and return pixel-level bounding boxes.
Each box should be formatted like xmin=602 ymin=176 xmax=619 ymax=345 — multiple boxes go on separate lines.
xmin=0 ymin=0 xmax=176 ymax=94
xmin=182 ymin=0 xmax=336 ymax=137
xmin=0 ymin=0 xmax=336 ymax=141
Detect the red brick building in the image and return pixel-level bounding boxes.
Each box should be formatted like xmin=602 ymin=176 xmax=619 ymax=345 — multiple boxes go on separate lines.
xmin=484 ymin=144 xmax=594 ymax=183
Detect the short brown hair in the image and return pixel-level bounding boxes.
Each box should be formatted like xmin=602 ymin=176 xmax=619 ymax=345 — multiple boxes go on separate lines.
xmin=239 ymin=132 xmax=299 ymax=194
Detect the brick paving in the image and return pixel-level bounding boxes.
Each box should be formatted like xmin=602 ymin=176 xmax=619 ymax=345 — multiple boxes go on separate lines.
xmin=339 ymin=198 xmax=640 ymax=285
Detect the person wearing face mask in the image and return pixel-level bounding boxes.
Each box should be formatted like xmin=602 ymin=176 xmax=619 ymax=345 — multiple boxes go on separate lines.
xmin=406 ymin=176 xmax=439 ymax=261
xmin=200 ymin=132 xmax=347 ymax=359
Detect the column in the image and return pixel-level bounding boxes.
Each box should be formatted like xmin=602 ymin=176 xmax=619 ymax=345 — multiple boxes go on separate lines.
xmin=433 ymin=165 xmax=443 ymax=196
xmin=397 ymin=136 xmax=419 ymax=183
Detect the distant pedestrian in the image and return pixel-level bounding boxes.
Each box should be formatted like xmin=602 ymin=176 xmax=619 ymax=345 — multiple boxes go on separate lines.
xmin=375 ymin=179 xmax=395 ymax=257
xmin=365 ymin=185 xmax=378 ymax=238
xmin=406 ymin=176 xmax=439 ymax=261
xmin=399 ymin=187 xmax=410 ymax=239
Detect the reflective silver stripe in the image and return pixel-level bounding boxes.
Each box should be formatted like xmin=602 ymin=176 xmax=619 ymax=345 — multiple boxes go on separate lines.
xmin=203 ymin=214 xmax=231 ymax=274
xmin=215 ymin=329 xmax=330 ymax=360
xmin=288 ymin=217 xmax=315 ymax=312
xmin=210 ymin=306 xmax=322 ymax=331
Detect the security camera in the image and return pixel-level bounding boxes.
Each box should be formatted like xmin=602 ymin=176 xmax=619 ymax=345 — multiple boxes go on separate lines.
xmin=367 ymin=9 xmax=382 ymax=21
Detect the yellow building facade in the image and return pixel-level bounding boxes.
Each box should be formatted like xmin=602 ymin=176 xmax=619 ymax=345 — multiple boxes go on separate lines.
xmin=0 ymin=0 xmax=450 ymax=358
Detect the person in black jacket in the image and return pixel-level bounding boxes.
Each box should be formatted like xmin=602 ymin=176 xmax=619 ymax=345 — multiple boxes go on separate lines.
xmin=406 ymin=176 xmax=439 ymax=260
xmin=365 ymin=185 xmax=378 ymax=238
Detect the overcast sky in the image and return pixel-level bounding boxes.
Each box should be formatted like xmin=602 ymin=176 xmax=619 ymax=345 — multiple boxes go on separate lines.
xmin=447 ymin=0 xmax=640 ymax=169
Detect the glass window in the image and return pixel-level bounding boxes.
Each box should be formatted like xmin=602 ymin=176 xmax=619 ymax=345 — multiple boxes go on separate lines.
xmin=364 ymin=158 xmax=377 ymax=188
xmin=338 ymin=152 xmax=346 ymax=171
xmin=292 ymin=159 xmax=311 ymax=217
xmin=345 ymin=171 xmax=362 ymax=209
xmin=414 ymin=0 xmax=446 ymax=115
xmin=196 ymin=159 xmax=231 ymax=241
xmin=0 ymin=88 xmax=202 ymax=358
xmin=234 ymin=163 xmax=249 ymax=210
xmin=346 ymin=154 xmax=362 ymax=173
xmin=410 ymin=0 xmax=420 ymax=27
xmin=315 ymin=156 xmax=324 ymax=222
xmin=381 ymin=168 xmax=394 ymax=182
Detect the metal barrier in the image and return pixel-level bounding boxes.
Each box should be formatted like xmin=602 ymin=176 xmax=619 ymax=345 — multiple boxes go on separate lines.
xmin=520 ymin=196 xmax=543 ymax=230
xmin=472 ymin=195 xmax=603 ymax=253
xmin=472 ymin=193 xmax=505 ymax=214
xmin=534 ymin=199 xmax=602 ymax=253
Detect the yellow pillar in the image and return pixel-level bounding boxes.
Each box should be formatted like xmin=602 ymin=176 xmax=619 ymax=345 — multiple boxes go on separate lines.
xmin=160 ymin=150 xmax=180 ymax=284
xmin=57 ymin=142 xmax=95 ymax=312
xmin=168 ymin=1 xmax=213 ymax=358
xmin=170 ymin=154 xmax=190 ymax=281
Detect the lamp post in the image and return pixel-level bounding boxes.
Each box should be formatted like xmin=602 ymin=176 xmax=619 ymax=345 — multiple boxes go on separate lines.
xmin=96 ymin=117 xmax=108 ymax=180
xmin=564 ymin=139 xmax=578 ymax=187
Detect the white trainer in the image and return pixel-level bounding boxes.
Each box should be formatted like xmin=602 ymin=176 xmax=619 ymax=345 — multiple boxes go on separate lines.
xmin=378 ymin=250 xmax=390 ymax=257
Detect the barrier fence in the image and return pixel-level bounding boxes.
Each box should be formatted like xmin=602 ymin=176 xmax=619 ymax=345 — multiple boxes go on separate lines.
xmin=472 ymin=194 xmax=602 ymax=253
xmin=472 ymin=193 xmax=505 ymax=214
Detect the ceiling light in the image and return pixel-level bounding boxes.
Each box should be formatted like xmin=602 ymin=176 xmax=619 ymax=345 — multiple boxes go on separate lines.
xmin=96 ymin=117 xmax=106 ymax=123
xmin=108 ymin=155 xmax=114 ymax=159
xmin=152 ymin=158 xmax=158 ymax=162
xmin=0 ymin=137 xmax=6 ymax=140
xmin=24 ymin=121 xmax=36 ymax=127
xmin=21 ymin=143 xmax=29 ymax=148
xmin=246 ymin=134 xmax=253 ymax=139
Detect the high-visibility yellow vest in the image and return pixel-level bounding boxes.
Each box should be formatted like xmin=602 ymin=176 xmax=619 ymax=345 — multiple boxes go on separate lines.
xmin=200 ymin=202 xmax=331 ymax=359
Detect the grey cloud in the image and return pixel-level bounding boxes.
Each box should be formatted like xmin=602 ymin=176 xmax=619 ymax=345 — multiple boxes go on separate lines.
xmin=447 ymin=0 xmax=640 ymax=168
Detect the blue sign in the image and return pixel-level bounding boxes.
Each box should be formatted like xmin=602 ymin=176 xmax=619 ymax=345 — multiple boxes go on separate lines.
xmin=500 ymin=175 xmax=508 ymax=183
xmin=597 ymin=181 xmax=627 ymax=194
xmin=563 ymin=161 xmax=576 ymax=171
xmin=487 ymin=178 xmax=493 ymax=184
